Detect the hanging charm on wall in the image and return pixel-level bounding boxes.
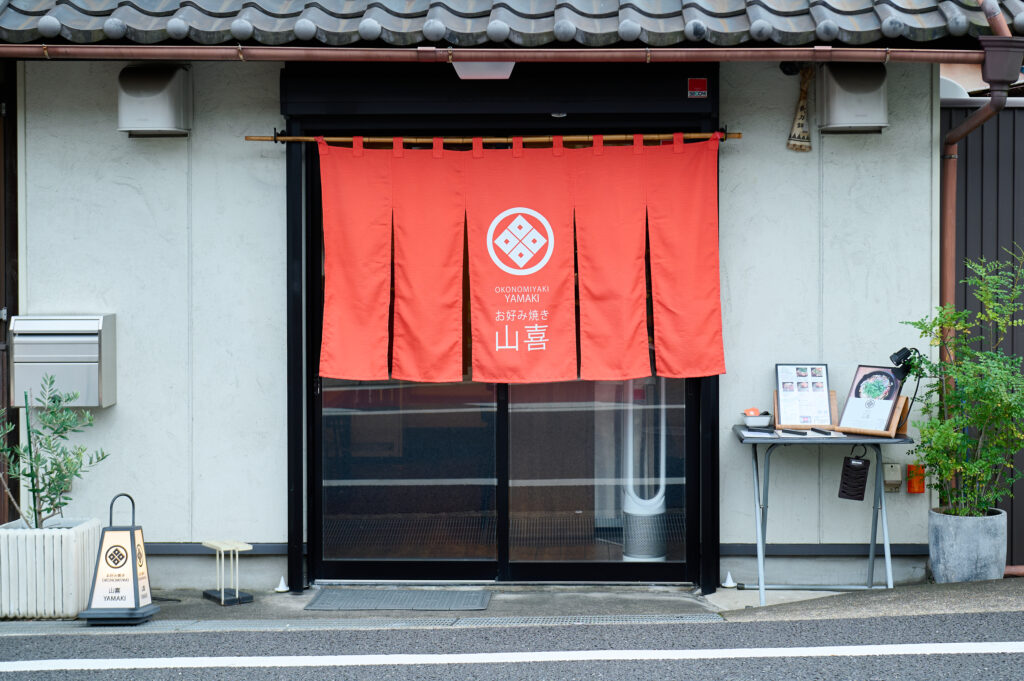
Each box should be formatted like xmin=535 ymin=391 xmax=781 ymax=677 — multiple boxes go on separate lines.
xmin=787 ymin=67 xmax=814 ymax=152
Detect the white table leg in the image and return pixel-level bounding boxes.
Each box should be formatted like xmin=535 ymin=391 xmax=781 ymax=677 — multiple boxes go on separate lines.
xmin=751 ymin=444 xmax=766 ymax=606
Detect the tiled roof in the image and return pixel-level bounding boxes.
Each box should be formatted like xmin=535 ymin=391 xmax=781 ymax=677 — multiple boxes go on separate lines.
xmin=0 ymin=0 xmax=1020 ymax=47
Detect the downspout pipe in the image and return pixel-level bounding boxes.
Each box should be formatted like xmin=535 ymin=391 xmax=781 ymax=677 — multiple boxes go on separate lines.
xmin=940 ymin=6 xmax=1021 ymax=312
xmin=936 ymin=8 xmax=1022 ymax=578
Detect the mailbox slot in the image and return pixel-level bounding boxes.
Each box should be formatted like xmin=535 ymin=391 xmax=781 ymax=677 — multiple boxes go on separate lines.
xmin=9 ymin=315 xmax=116 ymax=408
xmin=12 ymin=335 xmax=100 ymax=363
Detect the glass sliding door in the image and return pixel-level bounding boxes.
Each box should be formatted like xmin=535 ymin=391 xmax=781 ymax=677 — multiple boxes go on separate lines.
xmin=507 ymin=379 xmax=689 ymax=578
xmin=320 ymin=380 xmax=498 ymax=567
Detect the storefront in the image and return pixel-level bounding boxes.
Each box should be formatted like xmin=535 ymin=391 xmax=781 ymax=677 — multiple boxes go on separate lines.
xmin=283 ymin=63 xmax=722 ymax=587
xmin=4 ymin=0 xmax=1000 ymax=594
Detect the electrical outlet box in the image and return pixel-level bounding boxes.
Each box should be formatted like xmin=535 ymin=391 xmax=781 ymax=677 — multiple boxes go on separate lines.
xmin=883 ymin=463 xmax=902 ymax=493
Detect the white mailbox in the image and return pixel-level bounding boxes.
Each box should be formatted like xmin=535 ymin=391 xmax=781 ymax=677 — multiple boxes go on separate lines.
xmin=9 ymin=315 xmax=116 ymax=408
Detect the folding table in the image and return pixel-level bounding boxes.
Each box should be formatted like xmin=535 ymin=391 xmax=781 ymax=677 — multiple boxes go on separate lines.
xmin=733 ymin=425 xmax=913 ymax=606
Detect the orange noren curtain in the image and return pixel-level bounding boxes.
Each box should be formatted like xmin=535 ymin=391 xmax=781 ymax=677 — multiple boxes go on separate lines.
xmin=391 ymin=139 xmax=466 ymax=382
xmin=646 ymin=134 xmax=725 ymax=377
xmin=316 ymin=134 xmax=725 ymax=382
xmin=572 ymin=135 xmax=651 ymax=380
xmin=466 ymin=138 xmax=577 ymax=383
xmin=318 ymin=137 xmax=392 ymax=380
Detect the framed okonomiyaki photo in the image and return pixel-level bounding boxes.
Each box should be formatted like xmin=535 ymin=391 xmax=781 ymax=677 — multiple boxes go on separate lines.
xmin=836 ymin=365 xmax=903 ymax=436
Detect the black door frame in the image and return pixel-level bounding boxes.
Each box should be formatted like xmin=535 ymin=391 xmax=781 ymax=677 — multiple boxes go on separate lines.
xmin=285 ymin=62 xmax=721 ymax=592
xmin=0 ymin=62 xmax=18 ymax=527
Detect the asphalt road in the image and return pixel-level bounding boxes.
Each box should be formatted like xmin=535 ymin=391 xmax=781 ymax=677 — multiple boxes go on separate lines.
xmin=3 ymin=611 xmax=1024 ymax=680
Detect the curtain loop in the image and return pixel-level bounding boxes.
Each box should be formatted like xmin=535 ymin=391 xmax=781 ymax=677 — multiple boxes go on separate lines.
xmin=393 ymin=137 xmax=404 ymax=157
xmin=432 ymin=137 xmax=443 ymax=158
xmin=593 ymin=134 xmax=604 ymax=155
xmin=634 ymin=133 xmax=644 ymax=154
xmin=553 ymin=135 xmax=564 ymax=156
xmin=315 ymin=136 xmax=327 ymax=153
xmin=673 ymin=132 xmax=684 ymax=152
xmin=353 ymin=135 xmax=364 ymax=156
xmin=512 ymin=136 xmax=523 ymax=157
xmin=472 ymin=137 xmax=483 ymax=158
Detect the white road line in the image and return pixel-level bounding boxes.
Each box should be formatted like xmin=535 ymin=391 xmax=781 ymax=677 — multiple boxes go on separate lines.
xmin=2 ymin=641 xmax=1024 ymax=672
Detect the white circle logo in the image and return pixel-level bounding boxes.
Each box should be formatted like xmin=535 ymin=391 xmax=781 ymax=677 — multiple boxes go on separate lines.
xmin=486 ymin=207 xmax=555 ymax=276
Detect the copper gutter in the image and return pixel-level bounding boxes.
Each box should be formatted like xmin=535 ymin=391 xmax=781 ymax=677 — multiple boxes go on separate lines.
xmin=933 ymin=8 xmax=1024 ymax=578
xmin=940 ymin=5 xmax=1016 ymax=312
xmin=940 ymin=92 xmax=1008 ymax=310
xmin=0 ymin=44 xmax=987 ymax=65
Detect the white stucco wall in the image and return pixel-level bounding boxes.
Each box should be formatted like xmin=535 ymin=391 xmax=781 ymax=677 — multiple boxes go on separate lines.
xmin=16 ymin=59 xmax=938 ymax=582
xmin=717 ymin=62 xmax=937 ymax=551
xmin=18 ymin=61 xmax=288 ymax=544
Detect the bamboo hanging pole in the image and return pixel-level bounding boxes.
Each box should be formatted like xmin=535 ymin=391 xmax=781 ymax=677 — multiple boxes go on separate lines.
xmin=245 ymin=132 xmax=741 ymax=144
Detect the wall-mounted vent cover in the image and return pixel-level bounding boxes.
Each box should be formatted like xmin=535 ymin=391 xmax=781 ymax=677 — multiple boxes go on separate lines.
xmin=820 ymin=63 xmax=888 ymax=134
xmin=117 ymin=65 xmax=192 ymax=137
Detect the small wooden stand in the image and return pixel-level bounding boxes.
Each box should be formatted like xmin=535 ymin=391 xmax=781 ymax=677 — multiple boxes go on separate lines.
xmin=202 ymin=540 xmax=254 ymax=606
xmin=773 ymin=390 xmax=839 ymax=430
xmin=836 ymin=395 xmax=910 ymax=438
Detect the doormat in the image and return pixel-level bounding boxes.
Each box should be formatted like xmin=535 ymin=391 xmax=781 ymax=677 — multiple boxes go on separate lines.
xmin=305 ymin=589 xmax=491 ymax=611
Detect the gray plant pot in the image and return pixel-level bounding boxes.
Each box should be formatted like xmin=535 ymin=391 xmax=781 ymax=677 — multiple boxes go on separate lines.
xmin=928 ymin=507 xmax=1007 ymax=583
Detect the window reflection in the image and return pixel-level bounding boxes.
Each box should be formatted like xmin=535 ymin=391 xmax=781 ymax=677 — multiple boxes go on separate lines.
xmin=318 ymin=377 xmax=687 ymax=565
xmin=321 ymin=380 xmax=497 ymax=560
xmin=509 ymin=379 xmax=686 ymax=562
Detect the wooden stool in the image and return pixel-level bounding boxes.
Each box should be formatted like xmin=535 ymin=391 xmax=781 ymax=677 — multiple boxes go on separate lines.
xmin=201 ymin=540 xmax=254 ymax=606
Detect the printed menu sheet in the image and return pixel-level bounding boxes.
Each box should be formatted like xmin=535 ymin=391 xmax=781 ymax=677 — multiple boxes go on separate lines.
xmin=776 ymin=363 xmax=832 ymax=426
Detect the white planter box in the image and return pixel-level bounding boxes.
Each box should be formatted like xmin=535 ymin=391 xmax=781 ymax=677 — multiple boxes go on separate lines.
xmin=0 ymin=517 xmax=102 ymax=619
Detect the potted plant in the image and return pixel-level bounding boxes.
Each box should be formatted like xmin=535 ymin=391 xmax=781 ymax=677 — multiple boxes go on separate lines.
xmin=0 ymin=374 xmax=109 ymax=618
xmin=905 ymin=248 xmax=1024 ymax=583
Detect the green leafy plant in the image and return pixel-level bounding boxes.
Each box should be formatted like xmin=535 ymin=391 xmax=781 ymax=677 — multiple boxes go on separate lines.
xmin=904 ymin=247 xmax=1024 ymax=517
xmin=0 ymin=374 xmax=109 ymax=529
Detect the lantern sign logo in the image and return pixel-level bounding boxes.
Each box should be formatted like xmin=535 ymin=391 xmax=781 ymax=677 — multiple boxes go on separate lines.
xmin=487 ymin=207 xmax=555 ymax=276
xmin=105 ymin=545 xmax=128 ymax=569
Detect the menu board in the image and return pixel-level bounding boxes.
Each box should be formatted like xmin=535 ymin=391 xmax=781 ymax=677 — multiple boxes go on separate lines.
xmin=776 ymin=363 xmax=832 ymax=427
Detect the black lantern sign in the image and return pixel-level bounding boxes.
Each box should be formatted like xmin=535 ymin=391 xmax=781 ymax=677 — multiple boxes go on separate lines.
xmin=79 ymin=493 xmax=159 ymax=625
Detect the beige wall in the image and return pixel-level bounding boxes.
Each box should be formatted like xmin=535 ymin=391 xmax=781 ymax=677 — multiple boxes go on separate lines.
xmin=717 ymin=62 xmax=937 ymax=551
xmin=18 ymin=59 xmax=939 ymax=584
xmin=19 ymin=61 xmax=288 ymax=544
